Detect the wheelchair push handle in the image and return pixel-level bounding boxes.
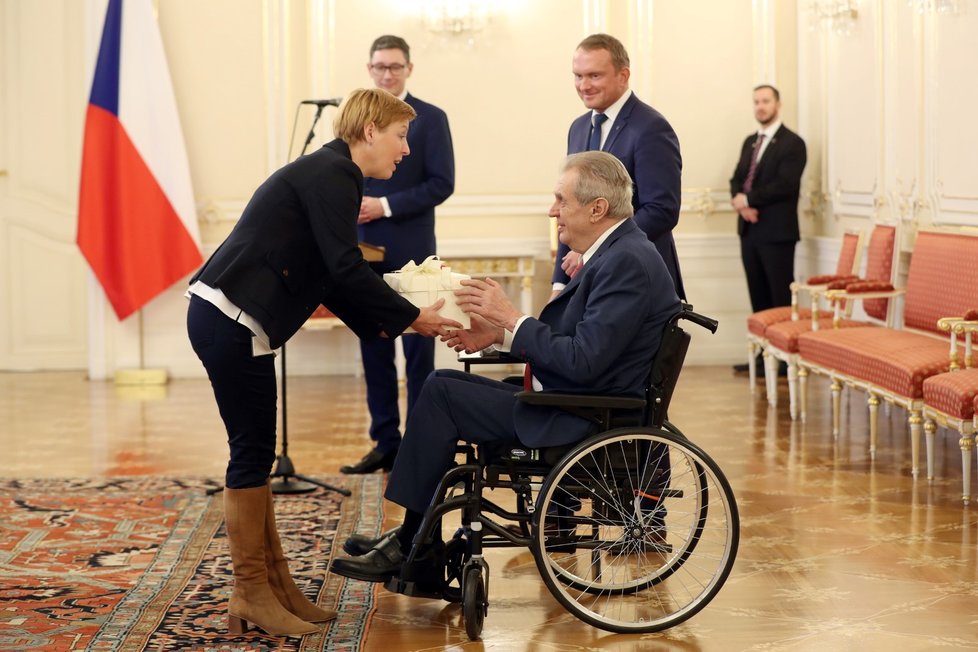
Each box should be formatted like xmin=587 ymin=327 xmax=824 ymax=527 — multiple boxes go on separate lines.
xmin=674 ymin=303 xmax=719 ymax=334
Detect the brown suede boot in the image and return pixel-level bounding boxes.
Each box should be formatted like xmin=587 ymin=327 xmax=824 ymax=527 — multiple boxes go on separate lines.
xmin=223 ymin=485 xmax=319 ymax=636
xmin=263 ymin=485 xmax=337 ymax=623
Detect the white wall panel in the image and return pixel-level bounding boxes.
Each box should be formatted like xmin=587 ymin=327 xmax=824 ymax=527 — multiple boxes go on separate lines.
xmin=0 ymin=0 xmax=89 ymax=370
xmin=932 ymin=8 xmax=978 ymax=225
xmin=882 ymin=3 xmax=920 ymax=223
xmin=825 ymin=1 xmax=880 ymax=215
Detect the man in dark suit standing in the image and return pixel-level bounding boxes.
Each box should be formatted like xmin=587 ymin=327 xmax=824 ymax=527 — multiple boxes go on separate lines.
xmin=330 ymin=152 xmax=681 ymax=581
xmin=553 ymin=33 xmax=684 ymax=300
xmin=730 ymin=84 xmax=807 ymax=372
xmin=342 ymin=35 xmax=456 ymax=475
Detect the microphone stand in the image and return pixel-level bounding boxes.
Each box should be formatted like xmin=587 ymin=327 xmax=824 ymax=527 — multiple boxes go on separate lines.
xmin=270 ymin=103 xmax=351 ymax=497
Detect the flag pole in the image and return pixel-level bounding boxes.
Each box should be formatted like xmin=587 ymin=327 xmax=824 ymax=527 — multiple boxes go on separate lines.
xmin=114 ymin=308 xmax=168 ymax=387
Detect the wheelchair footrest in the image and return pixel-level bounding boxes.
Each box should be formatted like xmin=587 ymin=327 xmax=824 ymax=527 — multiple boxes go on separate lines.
xmin=383 ymin=576 xmax=445 ymax=600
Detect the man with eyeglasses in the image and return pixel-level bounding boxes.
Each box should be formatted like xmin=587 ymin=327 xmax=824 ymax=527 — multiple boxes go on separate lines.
xmin=341 ymin=35 xmax=456 ymax=475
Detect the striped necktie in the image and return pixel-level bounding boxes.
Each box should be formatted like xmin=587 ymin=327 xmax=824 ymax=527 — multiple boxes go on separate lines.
xmin=742 ymin=133 xmax=765 ymax=192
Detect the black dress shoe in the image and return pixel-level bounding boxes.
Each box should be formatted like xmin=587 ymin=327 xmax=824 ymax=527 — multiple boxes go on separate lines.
xmin=330 ymin=534 xmax=404 ymax=582
xmin=343 ymin=527 xmax=400 ymax=556
xmin=732 ymin=363 xmax=750 ymax=373
xmin=340 ymin=447 xmax=397 ymax=474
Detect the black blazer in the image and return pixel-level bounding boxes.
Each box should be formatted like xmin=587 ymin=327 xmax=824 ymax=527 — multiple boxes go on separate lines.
xmin=192 ymin=139 xmax=419 ymax=349
xmin=730 ymin=124 xmax=807 ymax=243
xmin=360 ymin=93 xmax=455 ymax=271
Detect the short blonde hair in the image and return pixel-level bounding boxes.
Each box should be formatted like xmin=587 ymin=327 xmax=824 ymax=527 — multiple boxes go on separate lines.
xmin=561 ymin=151 xmax=634 ymax=220
xmin=333 ymin=88 xmax=416 ymax=144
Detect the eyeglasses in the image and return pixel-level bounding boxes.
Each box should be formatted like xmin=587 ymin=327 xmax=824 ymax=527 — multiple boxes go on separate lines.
xmin=369 ymin=63 xmax=407 ymax=75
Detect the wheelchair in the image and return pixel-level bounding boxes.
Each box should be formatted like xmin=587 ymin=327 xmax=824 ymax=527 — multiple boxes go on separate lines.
xmin=383 ymin=305 xmax=739 ymax=640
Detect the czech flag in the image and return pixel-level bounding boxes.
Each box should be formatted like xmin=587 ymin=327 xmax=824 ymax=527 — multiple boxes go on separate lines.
xmin=77 ymin=0 xmax=202 ymax=321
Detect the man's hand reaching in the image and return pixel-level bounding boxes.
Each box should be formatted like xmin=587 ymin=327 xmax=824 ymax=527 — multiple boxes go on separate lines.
xmin=410 ymin=298 xmax=462 ymax=337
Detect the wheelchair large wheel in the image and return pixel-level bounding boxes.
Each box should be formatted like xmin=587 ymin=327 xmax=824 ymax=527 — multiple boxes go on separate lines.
xmin=531 ymin=427 xmax=738 ymax=633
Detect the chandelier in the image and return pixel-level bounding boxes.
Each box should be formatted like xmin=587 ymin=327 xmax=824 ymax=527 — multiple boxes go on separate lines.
xmin=809 ymin=0 xmax=859 ymax=36
xmin=907 ymin=0 xmax=961 ymax=13
xmin=422 ymin=0 xmax=492 ymax=44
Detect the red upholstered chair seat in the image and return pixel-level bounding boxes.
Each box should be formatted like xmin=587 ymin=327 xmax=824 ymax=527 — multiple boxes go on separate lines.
xmin=748 ymin=308 xmax=812 ymax=337
xmin=766 ymin=319 xmax=874 ymax=353
xmin=798 ymin=329 xmax=951 ymax=398
xmin=923 ymin=369 xmax=978 ymax=420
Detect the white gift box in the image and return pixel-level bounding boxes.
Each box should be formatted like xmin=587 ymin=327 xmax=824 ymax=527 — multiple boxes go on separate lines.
xmin=384 ymin=255 xmax=471 ymax=331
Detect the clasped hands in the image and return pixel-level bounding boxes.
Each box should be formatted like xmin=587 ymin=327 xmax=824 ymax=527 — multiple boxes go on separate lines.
xmin=731 ymin=193 xmax=758 ymax=224
xmin=357 ymin=197 xmax=385 ymax=224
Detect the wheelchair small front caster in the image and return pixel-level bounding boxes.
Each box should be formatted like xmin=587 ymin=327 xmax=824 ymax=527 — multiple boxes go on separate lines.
xmin=462 ymin=565 xmax=487 ymax=640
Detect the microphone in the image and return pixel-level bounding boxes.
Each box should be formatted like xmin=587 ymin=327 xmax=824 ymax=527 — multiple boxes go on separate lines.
xmin=301 ymin=98 xmax=342 ymax=108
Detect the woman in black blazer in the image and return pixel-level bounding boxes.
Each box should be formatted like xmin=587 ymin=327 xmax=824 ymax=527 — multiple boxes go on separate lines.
xmin=186 ymin=88 xmax=459 ymax=637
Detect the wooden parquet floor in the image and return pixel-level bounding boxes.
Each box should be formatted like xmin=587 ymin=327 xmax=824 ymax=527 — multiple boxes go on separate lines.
xmin=2 ymin=367 xmax=977 ymax=651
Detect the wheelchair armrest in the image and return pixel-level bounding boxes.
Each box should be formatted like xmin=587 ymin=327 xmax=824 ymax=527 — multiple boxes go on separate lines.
xmin=516 ymin=390 xmax=646 ymax=411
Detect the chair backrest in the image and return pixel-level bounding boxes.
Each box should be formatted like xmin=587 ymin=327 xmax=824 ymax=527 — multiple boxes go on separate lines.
xmin=645 ymin=307 xmax=718 ymax=427
xmin=904 ymin=231 xmax=978 ymax=335
xmin=835 ymin=230 xmax=864 ymax=277
xmin=862 ymin=223 xmax=898 ymax=321
xmin=646 ymin=323 xmax=691 ymax=428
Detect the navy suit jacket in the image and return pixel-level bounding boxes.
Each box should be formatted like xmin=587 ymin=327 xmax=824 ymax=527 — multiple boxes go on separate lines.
xmin=513 ymin=219 xmax=681 ymax=448
xmin=555 ymin=92 xmax=685 ymax=299
xmin=730 ymin=124 xmax=807 ymax=243
xmin=192 ymin=139 xmax=418 ymax=349
xmin=360 ymin=93 xmax=455 ymax=272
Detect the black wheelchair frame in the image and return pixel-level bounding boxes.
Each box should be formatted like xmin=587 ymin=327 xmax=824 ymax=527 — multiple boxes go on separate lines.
xmin=384 ymin=305 xmax=739 ymax=639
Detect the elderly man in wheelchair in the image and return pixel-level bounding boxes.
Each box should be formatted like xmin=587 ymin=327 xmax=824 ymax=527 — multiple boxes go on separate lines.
xmin=330 ymin=152 xmax=738 ymax=638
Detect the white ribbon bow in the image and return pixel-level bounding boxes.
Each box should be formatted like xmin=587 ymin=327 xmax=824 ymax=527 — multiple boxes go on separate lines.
xmin=396 ymin=255 xmax=452 ymax=291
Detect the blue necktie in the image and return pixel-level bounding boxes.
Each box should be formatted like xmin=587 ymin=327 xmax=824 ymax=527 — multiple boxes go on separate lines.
xmin=588 ymin=113 xmax=608 ymax=151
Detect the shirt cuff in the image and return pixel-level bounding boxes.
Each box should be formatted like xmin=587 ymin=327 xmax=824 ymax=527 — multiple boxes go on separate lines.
xmin=379 ymin=197 xmax=392 ymax=218
xmin=498 ymin=315 xmax=530 ymax=352
xmin=552 ymin=282 xmax=566 ymax=292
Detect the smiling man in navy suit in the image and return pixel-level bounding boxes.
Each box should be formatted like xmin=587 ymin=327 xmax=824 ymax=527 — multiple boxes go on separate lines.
xmin=730 ymin=84 xmax=806 ymax=373
xmin=342 ymin=35 xmax=456 ymax=475
xmin=330 ymin=151 xmax=681 ymax=583
xmin=553 ymin=33 xmax=684 ymax=300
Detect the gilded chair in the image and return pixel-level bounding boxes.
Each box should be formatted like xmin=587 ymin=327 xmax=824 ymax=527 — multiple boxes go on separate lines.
xmin=921 ymin=310 xmax=978 ymax=502
xmin=797 ymin=230 xmax=978 ymax=478
xmin=744 ymin=229 xmax=864 ymax=392
xmin=763 ymin=224 xmax=898 ymax=418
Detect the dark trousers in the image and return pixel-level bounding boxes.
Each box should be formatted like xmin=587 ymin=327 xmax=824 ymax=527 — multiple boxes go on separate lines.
xmin=385 ymin=369 xmax=521 ymax=514
xmin=740 ymin=237 xmax=796 ymax=313
xmin=187 ymin=295 xmax=277 ymax=489
xmin=359 ymin=333 xmax=434 ymax=453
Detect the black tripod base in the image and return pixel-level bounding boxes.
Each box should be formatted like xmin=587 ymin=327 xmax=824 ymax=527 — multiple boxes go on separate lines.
xmin=269 ymin=453 xmax=352 ymax=496
xmin=269 ymin=476 xmax=318 ymax=494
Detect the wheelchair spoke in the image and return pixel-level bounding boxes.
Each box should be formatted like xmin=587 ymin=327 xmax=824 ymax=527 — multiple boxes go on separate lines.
xmin=531 ymin=428 xmax=739 ymax=634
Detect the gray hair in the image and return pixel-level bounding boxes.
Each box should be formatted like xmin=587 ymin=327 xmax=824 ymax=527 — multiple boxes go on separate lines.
xmin=561 ymin=151 xmax=634 ymax=220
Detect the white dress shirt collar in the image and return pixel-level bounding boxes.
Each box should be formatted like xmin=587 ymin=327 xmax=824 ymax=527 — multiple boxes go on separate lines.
xmin=755 ymin=120 xmax=781 ymax=160
xmin=582 ymin=218 xmax=629 ymax=266
xmin=590 ymin=89 xmax=633 ymax=149
xmin=757 ymin=120 xmax=782 ymax=140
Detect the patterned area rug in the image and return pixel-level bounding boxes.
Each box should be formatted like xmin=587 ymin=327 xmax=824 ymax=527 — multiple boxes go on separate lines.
xmin=0 ymin=476 xmax=384 ymax=651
